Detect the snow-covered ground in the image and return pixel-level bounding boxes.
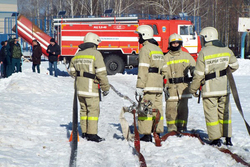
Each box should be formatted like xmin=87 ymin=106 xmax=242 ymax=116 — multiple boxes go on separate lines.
xmin=0 ymin=59 xmax=250 ymax=167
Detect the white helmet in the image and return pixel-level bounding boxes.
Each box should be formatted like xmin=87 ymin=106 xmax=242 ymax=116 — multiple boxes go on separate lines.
xmin=200 ymin=27 xmax=218 ymax=42
xmin=169 ymin=33 xmax=183 ymax=43
xmin=84 ymin=32 xmax=101 ymax=45
xmin=135 ymin=25 xmax=154 ymax=40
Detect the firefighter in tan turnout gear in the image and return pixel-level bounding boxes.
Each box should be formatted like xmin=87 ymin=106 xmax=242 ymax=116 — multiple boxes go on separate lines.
xmin=190 ymin=27 xmax=239 ymax=146
xmin=162 ymin=33 xmax=196 ymax=133
xmin=135 ymin=25 xmax=165 ymax=142
xmin=69 ymin=32 xmax=110 ymax=142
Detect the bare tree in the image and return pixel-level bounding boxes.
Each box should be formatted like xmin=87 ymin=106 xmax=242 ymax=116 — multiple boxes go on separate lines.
xmin=16 ymin=0 xmax=249 ymax=53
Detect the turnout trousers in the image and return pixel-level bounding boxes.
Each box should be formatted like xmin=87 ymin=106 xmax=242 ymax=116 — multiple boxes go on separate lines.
xmin=203 ymin=95 xmax=232 ymax=140
xmin=138 ymin=93 xmax=164 ymax=134
xmin=166 ymin=98 xmax=189 ymax=132
xmin=78 ymin=96 xmax=100 ymax=135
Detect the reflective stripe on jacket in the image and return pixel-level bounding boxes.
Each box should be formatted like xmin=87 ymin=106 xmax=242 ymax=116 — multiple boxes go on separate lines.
xmin=136 ymin=41 xmax=165 ymax=94
xmin=190 ymin=42 xmax=239 ymax=98
xmin=69 ymin=46 xmax=110 ymax=97
xmin=162 ymin=49 xmax=196 ymax=101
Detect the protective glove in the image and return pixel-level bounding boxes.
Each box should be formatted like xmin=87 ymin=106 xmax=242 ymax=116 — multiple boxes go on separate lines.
xmin=135 ymin=88 xmax=144 ymax=98
xmin=103 ymin=91 xmax=109 ymax=96
xmin=192 ymin=92 xmax=199 ymax=97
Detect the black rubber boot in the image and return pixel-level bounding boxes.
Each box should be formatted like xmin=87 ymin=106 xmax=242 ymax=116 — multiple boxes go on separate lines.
xmin=210 ymin=139 xmax=222 ymax=147
xmin=225 ymin=137 xmax=233 ymax=146
xmin=140 ymin=134 xmax=152 ymax=142
xmin=177 ymin=127 xmax=187 ymax=133
xmin=87 ymin=134 xmax=105 ymax=142
xmin=82 ymin=133 xmax=87 ymax=139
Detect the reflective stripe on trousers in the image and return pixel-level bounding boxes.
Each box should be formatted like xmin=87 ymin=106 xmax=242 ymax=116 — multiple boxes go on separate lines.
xmin=81 ymin=116 xmax=99 ymax=121
xmin=138 ymin=116 xmax=164 ymax=121
xmin=206 ymin=119 xmax=232 ymax=126
xmin=167 ymin=120 xmax=187 ymax=125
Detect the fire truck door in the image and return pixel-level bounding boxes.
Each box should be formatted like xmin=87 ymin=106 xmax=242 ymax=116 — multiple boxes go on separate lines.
xmin=160 ymin=24 xmax=169 ymax=53
xmin=178 ymin=25 xmax=198 ymax=54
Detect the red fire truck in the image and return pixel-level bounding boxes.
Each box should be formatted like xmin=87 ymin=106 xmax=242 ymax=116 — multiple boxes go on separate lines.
xmin=16 ymin=15 xmax=201 ymax=75
xmin=53 ymin=17 xmax=201 ymax=74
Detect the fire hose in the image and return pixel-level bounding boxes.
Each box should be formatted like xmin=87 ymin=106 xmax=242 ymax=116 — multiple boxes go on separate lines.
xmin=110 ymin=84 xmax=148 ymax=167
xmin=111 ymin=84 xmax=250 ymax=167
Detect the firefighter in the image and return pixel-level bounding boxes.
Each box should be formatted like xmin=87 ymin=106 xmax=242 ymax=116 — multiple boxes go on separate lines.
xmin=69 ymin=32 xmax=110 ymax=142
xmin=135 ymin=25 xmax=165 ymax=142
xmin=189 ymin=27 xmax=239 ymax=146
xmin=162 ymin=33 xmax=196 ymax=133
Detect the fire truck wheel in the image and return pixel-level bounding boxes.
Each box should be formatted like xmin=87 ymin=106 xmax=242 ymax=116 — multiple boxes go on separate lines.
xmin=104 ymin=55 xmax=125 ymax=75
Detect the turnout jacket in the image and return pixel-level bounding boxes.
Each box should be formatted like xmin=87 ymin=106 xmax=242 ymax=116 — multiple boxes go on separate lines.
xmin=69 ymin=44 xmax=110 ymax=97
xmin=190 ymin=42 xmax=239 ymax=98
xmin=162 ymin=50 xmax=196 ymax=101
xmin=136 ymin=41 xmax=165 ymax=94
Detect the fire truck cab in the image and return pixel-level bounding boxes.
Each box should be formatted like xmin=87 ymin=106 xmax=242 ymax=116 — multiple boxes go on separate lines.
xmin=53 ymin=17 xmax=200 ymax=75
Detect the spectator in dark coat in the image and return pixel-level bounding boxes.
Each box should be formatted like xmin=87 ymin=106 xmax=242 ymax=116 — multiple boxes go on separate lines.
xmin=5 ymin=40 xmax=12 ymax=77
xmin=0 ymin=41 xmax=6 ymax=77
xmin=32 ymin=39 xmax=42 ymax=73
xmin=10 ymin=38 xmax=22 ymax=73
xmin=46 ymin=38 xmax=60 ymax=77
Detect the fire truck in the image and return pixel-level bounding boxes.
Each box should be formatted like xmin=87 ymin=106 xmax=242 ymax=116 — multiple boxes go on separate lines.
xmin=53 ymin=17 xmax=201 ymax=74
xmin=15 ymin=15 xmax=201 ymax=75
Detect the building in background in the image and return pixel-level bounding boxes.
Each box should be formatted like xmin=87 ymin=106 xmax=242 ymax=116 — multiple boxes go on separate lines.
xmin=0 ymin=0 xmax=18 ymax=45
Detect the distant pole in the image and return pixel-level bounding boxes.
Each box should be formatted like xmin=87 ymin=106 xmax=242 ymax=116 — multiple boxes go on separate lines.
xmin=241 ymin=32 xmax=247 ymax=59
xmin=71 ymin=0 xmax=74 ymax=18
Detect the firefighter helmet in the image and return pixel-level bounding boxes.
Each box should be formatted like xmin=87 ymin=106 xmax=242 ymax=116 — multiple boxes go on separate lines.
xmin=84 ymin=32 xmax=101 ymax=45
xmin=200 ymin=27 xmax=218 ymax=42
xmin=135 ymin=25 xmax=154 ymax=40
xmin=169 ymin=33 xmax=183 ymax=43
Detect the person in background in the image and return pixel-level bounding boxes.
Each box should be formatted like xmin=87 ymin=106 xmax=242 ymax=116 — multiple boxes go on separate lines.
xmin=47 ymin=38 xmax=60 ymax=77
xmin=0 ymin=41 xmax=6 ymax=77
xmin=31 ymin=39 xmax=42 ymax=73
xmin=10 ymin=38 xmax=22 ymax=73
xmin=5 ymin=40 xmax=12 ymax=77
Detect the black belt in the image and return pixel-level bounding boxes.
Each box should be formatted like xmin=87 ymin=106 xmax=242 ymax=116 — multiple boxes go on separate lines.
xmin=76 ymin=71 xmax=96 ymax=79
xmin=169 ymin=76 xmax=192 ymax=84
xmin=148 ymin=67 xmax=159 ymax=73
xmin=205 ymin=69 xmax=227 ymax=81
